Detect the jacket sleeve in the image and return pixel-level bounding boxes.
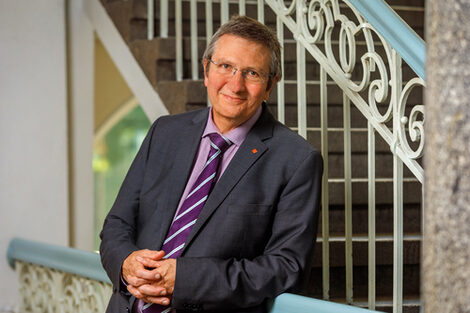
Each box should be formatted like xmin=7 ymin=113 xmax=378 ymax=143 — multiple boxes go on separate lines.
xmin=99 ymin=119 xmax=159 ymax=290
xmin=172 ymin=150 xmax=323 ymax=310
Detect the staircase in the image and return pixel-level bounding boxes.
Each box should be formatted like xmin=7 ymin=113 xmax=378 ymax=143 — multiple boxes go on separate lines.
xmin=98 ymin=0 xmax=424 ymax=312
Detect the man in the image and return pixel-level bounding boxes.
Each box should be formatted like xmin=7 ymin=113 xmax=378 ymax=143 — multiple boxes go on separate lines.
xmin=100 ymin=15 xmax=323 ymax=313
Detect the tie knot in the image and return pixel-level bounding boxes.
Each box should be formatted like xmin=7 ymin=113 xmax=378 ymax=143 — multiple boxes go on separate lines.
xmin=208 ymin=133 xmax=232 ymax=153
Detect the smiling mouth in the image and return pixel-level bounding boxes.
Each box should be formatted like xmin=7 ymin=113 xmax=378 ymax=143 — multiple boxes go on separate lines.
xmin=222 ymin=93 xmax=246 ymax=102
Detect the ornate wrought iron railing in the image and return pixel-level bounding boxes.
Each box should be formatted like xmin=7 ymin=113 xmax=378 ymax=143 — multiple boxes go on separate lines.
xmin=7 ymin=238 xmax=378 ymax=313
xmin=146 ymin=1 xmax=426 ymax=313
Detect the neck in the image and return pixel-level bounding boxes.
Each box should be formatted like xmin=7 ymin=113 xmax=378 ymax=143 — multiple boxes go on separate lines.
xmin=213 ymin=116 xmax=243 ymax=134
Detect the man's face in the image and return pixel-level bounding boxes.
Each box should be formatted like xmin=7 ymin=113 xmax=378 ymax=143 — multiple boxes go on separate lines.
xmin=204 ymin=34 xmax=276 ymax=131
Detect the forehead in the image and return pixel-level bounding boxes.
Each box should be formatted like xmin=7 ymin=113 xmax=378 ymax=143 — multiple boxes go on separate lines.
xmin=212 ymin=34 xmax=271 ymax=70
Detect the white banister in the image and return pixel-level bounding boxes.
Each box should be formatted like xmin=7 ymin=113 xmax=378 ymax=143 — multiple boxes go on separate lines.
xmin=368 ymin=122 xmax=376 ymax=310
xmin=320 ymin=66 xmax=330 ymax=300
xmin=392 ymin=50 xmax=404 ymax=313
xmin=205 ymin=0 xmax=213 ymax=44
xmin=276 ymin=15 xmax=285 ymax=123
xmin=160 ymin=0 xmax=169 ymax=38
xmin=257 ymin=0 xmax=264 ymax=23
xmin=343 ymin=93 xmax=353 ymax=304
xmin=190 ymin=0 xmax=198 ymax=80
xmin=221 ymin=0 xmax=229 ymax=24
xmin=175 ymin=0 xmax=183 ymax=81
xmin=239 ymin=0 xmax=246 ymax=15
xmin=147 ymin=0 xmax=154 ymax=40
xmin=296 ymin=41 xmax=307 ymax=138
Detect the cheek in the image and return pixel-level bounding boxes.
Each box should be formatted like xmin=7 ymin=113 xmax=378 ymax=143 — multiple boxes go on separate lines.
xmin=248 ymin=86 xmax=268 ymax=101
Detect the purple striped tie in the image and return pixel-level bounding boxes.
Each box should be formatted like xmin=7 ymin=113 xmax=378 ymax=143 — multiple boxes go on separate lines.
xmin=141 ymin=133 xmax=232 ymax=313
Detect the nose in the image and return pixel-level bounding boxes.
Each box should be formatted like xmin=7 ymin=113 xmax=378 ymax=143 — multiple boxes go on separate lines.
xmin=226 ymin=69 xmax=245 ymax=93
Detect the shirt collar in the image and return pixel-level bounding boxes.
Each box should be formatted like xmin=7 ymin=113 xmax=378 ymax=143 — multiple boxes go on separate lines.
xmin=202 ymin=106 xmax=262 ymax=147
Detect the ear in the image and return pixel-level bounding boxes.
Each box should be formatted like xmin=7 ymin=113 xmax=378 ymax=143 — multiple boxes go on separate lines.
xmin=203 ymin=59 xmax=209 ymax=87
xmin=264 ymin=76 xmax=279 ymax=100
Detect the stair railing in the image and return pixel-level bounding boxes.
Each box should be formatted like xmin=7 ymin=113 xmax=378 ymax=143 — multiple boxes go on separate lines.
xmin=265 ymin=2 xmax=425 ymax=313
xmin=7 ymin=238 xmax=380 ymax=313
xmin=147 ymin=1 xmax=425 ymax=312
xmin=7 ymin=238 xmax=112 ymax=313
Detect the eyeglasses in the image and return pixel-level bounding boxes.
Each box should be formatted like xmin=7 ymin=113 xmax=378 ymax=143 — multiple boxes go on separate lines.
xmin=208 ymin=59 xmax=270 ymax=84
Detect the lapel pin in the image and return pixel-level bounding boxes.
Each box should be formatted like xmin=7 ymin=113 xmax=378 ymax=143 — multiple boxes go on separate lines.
xmin=251 ymin=148 xmax=258 ymax=154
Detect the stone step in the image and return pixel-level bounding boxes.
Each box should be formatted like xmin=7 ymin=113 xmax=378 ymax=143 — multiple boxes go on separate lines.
xmin=318 ymin=203 xmax=421 ymax=236
xmin=158 ymin=79 xmax=423 ymax=117
xmin=312 ymin=236 xmax=421 ymax=267
xmin=135 ymin=35 xmax=424 ymax=84
xmin=306 ymin=264 xmax=420 ymax=299
xmin=131 ymin=0 xmax=424 ymax=37
xmin=330 ymin=297 xmax=421 ymax=313
xmin=329 ymin=179 xmax=421 ymax=206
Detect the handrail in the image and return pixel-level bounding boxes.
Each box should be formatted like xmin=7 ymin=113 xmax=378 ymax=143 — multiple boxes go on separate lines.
xmin=347 ymin=0 xmax=426 ymax=80
xmin=7 ymin=238 xmax=382 ymax=312
xmin=7 ymin=237 xmax=110 ymax=284
xmin=269 ymin=293 xmax=382 ymax=313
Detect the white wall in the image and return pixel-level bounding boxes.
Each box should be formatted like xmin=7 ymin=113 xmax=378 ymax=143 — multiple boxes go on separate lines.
xmin=0 ymin=0 xmax=69 ymax=309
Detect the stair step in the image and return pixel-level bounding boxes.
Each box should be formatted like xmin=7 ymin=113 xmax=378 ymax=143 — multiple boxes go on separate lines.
xmin=306 ymin=264 xmax=420 ymax=298
xmin=329 ymin=297 xmax=421 ymax=313
xmin=318 ymin=203 xmax=421 ymax=235
xmin=312 ymin=236 xmax=421 ymax=267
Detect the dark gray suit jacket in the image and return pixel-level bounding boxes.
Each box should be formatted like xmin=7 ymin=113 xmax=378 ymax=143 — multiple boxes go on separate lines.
xmin=100 ymin=106 xmax=323 ymax=313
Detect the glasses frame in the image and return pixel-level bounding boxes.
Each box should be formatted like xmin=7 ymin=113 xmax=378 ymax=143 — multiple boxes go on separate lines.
xmin=208 ymin=59 xmax=271 ymax=84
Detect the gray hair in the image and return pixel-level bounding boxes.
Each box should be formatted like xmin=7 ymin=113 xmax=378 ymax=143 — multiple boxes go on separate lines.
xmin=202 ymin=15 xmax=282 ymax=89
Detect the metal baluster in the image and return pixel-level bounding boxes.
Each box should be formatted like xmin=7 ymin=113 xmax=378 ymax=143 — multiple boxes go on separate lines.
xmin=276 ymin=16 xmax=285 ymax=123
xmin=368 ymin=122 xmax=376 ymax=310
xmin=206 ymin=0 xmax=213 ymax=44
xmin=206 ymin=0 xmax=213 ymax=107
xmin=221 ymin=0 xmax=229 ymax=24
xmin=239 ymin=0 xmax=246 ymax=15
xmin=392 ymin=50 xmax=404 ymax=313
xmin=175 ymin=0 xmax=183 ymax=81
xmin=393 ymin=152 xmax=404 ymax=313
xmin=160 ymin=0 xmax=168 ymax=38
xmin=296 ymin=41 xmax=306 ymax=138
xmin=190 ymin=0 xmax=198 ymax=80
xmin=343 ymin=93 xmax=353 ymax=304
xmin=320 ymin=66 xmax=330 ymax=300
xmin=258 ymin=0 xmax=264 ymax=23
xmin=147 ymin=0 xmax=154 ymax=40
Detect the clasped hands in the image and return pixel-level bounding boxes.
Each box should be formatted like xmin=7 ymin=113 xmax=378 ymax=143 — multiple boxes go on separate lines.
xmin=123 ymin=249 xmax=176 ymax=306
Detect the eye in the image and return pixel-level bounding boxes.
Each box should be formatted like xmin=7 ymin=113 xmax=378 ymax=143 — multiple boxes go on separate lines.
xmin=246 ymin=70 xmax=260 ymax=78
xmin=220 ymin=63 xmax=232 ymax=71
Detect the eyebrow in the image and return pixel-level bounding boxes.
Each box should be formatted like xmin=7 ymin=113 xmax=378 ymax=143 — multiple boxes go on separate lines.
xmin=212 ymin=58 xmax=267 ymax=75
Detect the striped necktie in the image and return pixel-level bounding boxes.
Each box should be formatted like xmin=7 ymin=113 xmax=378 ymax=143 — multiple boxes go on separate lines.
xmin=141 ymin=133 xmax=232 ymax=313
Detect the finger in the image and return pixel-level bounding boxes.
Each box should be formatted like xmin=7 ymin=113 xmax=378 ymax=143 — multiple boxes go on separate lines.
xmin=146 ymin=296 xmax=171 ymax=306
xmin=127 ymin=285 xmax=143 ymax=299
xmin=135 ymin=267 xmax=161 ymax=280
xmin=140 ymin=250 xmax=165 ymax=260
xmin=127 ymin=275 xmax=150 ymax=287
xmin=137 ymin=256 xmax=162 ymax=269
xmin=137 ymin=284 xmax=168 ymax=297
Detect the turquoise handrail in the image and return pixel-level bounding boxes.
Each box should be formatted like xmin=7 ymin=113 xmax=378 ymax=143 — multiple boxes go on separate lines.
xmin=7 ymin=237 xmax=110 ymax=283
xmin=269 ymin=294 xmax=382 ymax=313
xmin=7 ymin=238 xmax=382 ymax=312
xmin=348 ymin=0 xmax=426 ymax=80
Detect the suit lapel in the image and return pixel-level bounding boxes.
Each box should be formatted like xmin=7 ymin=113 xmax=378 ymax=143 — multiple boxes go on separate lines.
xmin=181 ymin=107 xmax=275 ymax=253
xmin=151 ymin=109 xmax=209 ymax=250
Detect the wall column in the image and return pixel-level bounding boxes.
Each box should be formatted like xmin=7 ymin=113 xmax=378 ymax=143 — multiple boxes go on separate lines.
xmin=423 ymin=1 xmax=470 ymax=312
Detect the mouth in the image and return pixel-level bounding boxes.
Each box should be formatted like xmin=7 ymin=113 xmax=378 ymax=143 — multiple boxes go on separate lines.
xmin=221 ymin=92 xmax=246 ymax=102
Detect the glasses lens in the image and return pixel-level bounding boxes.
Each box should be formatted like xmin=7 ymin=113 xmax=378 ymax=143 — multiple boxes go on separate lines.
xmin=211 ymin=60 xmax=266 ymax=84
